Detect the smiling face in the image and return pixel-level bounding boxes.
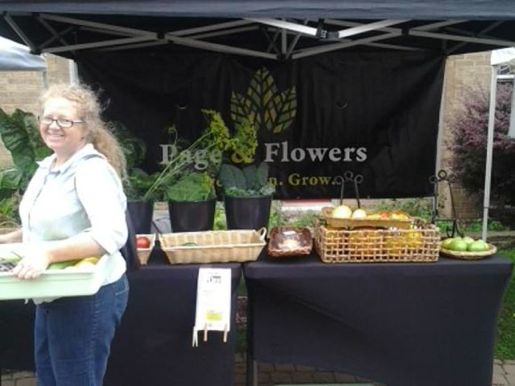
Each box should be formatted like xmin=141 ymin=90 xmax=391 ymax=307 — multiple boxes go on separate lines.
xmin=40 ymin=96 xmax=87 ymax=163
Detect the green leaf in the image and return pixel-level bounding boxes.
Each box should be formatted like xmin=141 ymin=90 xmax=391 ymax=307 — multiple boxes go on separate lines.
xmin=242 ymin=164 xmax=258 ymax=190
xmin=0 ymin=109 xmax=42 ymax=182
xmin=256 ymin=162 xmax=269 ymax=187
xmin=165 ymin=172 xmax=214 ymax=202
xmin=219 ymin=164 xmax=246 ymax=191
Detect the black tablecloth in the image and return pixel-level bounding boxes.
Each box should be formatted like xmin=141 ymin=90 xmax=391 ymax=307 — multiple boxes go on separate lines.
xmin=244 ymin=254 xmax=513 ymax=386
xmin=105 ymin=263 xmax=241 ymax=386
xmin=0 ymin=263 xmax=241 ymax=386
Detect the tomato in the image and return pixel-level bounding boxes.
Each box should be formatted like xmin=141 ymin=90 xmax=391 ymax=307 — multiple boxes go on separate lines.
xmin=136 ymin=236 xmax=151 ymax=249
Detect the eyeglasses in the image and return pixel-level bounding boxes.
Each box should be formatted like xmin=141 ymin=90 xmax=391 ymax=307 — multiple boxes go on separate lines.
xmin=39 ymin=116 xmax=85 ymax=129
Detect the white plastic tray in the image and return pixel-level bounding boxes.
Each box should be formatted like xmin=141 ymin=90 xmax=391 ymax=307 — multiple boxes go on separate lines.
xmin=0 ymin=243 xmax=107 ymax=301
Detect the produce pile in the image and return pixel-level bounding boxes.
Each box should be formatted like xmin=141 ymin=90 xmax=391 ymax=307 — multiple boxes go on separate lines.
xmin=441 ymin=236 xmax=490 ymax=252
xmin=316 ymin=204 xmax=440 ymax=263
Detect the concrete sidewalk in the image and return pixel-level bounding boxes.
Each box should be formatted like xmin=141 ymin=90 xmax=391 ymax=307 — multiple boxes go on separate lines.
xmin=3 ymin=360 xmax=515 ymax=386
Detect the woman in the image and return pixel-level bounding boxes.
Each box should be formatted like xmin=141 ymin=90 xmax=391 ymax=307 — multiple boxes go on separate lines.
xmin=0 ymin=83 xmax=129 ymax=386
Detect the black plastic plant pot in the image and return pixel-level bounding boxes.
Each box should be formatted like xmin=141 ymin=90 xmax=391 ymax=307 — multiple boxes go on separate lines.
xmin=127 ymin=200 xmax=154 ymax=234
xmin=168 ymin=199 xmax=216 ymax=232
xmin=224 ymin=195 xmax=272 ymax=230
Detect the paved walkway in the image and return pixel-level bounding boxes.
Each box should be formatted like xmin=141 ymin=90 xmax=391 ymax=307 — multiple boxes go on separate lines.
xmin=3 ymin=360 xmax=515 ymax=386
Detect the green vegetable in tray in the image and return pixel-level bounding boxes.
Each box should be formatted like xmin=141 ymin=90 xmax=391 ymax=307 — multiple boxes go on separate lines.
xmin=47 ymin=260 xmax=80 ymax=270
xmin=0 ymin=252 xmax=22 ymax=263
xmin=181 ymin=242 xmax=198 ymax=247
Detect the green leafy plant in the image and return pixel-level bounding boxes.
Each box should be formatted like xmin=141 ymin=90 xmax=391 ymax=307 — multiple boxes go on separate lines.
xmin=144 ymin=110 xmax=235 ymax=202
xmin=0 ymin=108 xmax=51 ymax=223
xmin=165 ymin=172 xmax=215 ymax=202
xmin=111 ymin=121 xmax=159 ymax=202
xmin=219 ymin=161 xmax=275 ymax=198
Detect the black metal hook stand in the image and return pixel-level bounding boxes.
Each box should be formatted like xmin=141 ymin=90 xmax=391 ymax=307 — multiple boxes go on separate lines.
xmin=334 ymin=171 xmax=364 ymax=208
xmin=429 ymin=169 xmax=461 ymax=238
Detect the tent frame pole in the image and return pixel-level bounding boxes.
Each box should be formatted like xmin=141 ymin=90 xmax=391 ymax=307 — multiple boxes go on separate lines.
xmin=482 ymin=65 xmax=498 ymax=241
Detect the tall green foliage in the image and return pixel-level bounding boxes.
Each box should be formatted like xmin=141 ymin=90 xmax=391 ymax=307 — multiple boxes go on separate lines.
xmin=0 ymin=109 xmax=49 ymax=190
xmin=0 ymin=109 xmax=50 ymax=223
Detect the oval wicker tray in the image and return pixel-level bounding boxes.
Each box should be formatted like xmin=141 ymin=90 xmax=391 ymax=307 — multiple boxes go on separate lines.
xmin=321 ymin=207 xmax=413 ymax=229
xmin=440 ymin=244 xmax=497 ymax=260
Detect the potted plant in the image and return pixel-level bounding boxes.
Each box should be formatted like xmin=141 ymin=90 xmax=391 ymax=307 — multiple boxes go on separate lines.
xmin=144 ymin=110 xmax=235 ymax=232
xmin=112 ymin=121 xmax=158 ymax=234
xmin=219 ymin=161 xmax=275 ymax=230
xmin=165 ymin=171 xmax=217 ymax=232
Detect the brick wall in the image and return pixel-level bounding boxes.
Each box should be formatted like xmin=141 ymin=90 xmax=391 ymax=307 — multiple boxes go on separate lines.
xmin=438 ymin=52 xmax=491 ymax=219
xmin=0 ymin=54 xmax=70 ymax=167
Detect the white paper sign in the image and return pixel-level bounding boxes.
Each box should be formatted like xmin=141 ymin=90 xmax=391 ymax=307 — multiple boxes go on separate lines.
xmin=192 ymin=268 xmax=232 ymax=347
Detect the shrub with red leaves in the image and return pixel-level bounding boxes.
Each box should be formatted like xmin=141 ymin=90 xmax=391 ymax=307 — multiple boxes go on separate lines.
xmin=449 ymin=83 xmax=515 ymax=205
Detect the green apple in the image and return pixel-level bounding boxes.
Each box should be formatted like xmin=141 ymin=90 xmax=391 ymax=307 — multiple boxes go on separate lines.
xmin=441 ymin=238 xmax=455 ymax=249
xmin=448 ymin=238 xmax=469 ymax=252
xmin=467 ymin=240 xmax=490 ymax=252
xmin=462 ymin=236 xmax=475 ymax=245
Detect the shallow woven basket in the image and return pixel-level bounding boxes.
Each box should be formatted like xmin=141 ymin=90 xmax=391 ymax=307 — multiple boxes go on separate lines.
xmin=314 ymin=224 xmax=440 ymax=263
xmin=440 ymin=245 xmax=497 ymax=260
xmin=158 ymin=228 xmax=267 ymax=264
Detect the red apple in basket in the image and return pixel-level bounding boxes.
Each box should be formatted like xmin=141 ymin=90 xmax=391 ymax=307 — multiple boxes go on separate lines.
xmin=136 ymin=236 xmax=151 ymax=249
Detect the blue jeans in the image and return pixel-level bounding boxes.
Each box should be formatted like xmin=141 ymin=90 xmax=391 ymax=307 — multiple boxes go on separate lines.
xmin=34 ymin=274 xmax=129 ymax=386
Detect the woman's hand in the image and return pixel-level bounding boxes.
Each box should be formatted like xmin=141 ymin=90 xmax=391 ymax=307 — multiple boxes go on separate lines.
xmin=11 ymin=248 xmax=52 ymax=280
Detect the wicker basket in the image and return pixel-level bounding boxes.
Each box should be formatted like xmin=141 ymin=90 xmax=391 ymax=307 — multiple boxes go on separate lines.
xmin=440 ymin=244 xmax=497 ymax=260
xmin=136 ymin=234 xmax=156 ymax=265
xmin=314 ymin=225 xmax=440 ymax=263
xmin=321 ymin=207 xmax=413 ymax=229
xmin=267 ymin=227 xmax=313 ymax=258
xmin=158 ymin=228 xmax=267 ymax=264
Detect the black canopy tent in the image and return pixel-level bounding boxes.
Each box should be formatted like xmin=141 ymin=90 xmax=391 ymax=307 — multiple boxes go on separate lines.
xmin=0 ymin=1 xmax=512 ymax=202
xmin=1 ymin=1 xmax=515 ymax=58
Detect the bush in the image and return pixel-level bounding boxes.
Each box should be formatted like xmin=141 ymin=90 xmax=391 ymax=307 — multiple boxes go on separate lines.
xmin=449 ymin=83 xmax=515 ymax=205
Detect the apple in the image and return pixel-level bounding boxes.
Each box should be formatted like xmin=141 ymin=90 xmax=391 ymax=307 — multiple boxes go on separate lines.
xmin=462 ymin=236 xmax=475 ymax=245
xmin=467 ymin=240 xmax=490 ymax=252
xmin=351 ymin=208 xmax=367 ymax=219
xmin=331 ymin=205 xmax=352 ymax=219
xmin=448 ymin=238 xmax=469 ymax=252
xmin=441 ymin=238 xmax=455 ymax=249
xmin=136 ymin=236 xmax=151 ymax=249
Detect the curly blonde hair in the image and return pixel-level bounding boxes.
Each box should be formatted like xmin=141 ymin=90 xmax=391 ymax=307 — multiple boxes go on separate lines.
xmin=39 ymin=83 xmax=127 ymax=178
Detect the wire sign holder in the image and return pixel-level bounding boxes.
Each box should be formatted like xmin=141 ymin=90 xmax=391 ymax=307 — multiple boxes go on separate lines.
xmin=429 ymin=169 xmax=461 ymax=238
xmin=333 ymin=171 xmax=364 ymax=207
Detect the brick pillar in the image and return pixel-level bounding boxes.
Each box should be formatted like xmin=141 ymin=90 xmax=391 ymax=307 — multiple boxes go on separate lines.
xmin=438 ymin=52 xmax=491 ymax=219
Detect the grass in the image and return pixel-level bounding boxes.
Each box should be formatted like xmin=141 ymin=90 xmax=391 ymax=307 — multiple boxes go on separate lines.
xmin=496 ymin=248 xmax=515 ymax=360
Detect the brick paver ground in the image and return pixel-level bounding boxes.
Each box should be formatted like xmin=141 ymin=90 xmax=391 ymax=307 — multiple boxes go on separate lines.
xmin=3 ymin=361 xmax=515 ymax=386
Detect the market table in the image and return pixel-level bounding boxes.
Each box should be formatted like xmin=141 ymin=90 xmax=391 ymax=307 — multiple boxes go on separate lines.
xmin=0 ymin=262 xmax=241 ymax=386
xmin=243 ymin=253 xmax=513 ymax=386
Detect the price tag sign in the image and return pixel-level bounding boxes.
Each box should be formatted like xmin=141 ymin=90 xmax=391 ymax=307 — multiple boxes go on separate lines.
xmin=192 ymin=268 xmax=232 ymax=347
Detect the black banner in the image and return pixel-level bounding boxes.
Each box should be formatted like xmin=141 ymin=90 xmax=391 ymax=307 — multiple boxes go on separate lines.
xmin=78 ymin=50 xmax=444 ymax=199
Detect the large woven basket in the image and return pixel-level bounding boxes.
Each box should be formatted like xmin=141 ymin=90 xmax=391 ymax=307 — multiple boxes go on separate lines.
xmin=158 ymin=228 xmax=267 ymax=264
xmin=314 ymin=225 xmax=440 ymax=263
